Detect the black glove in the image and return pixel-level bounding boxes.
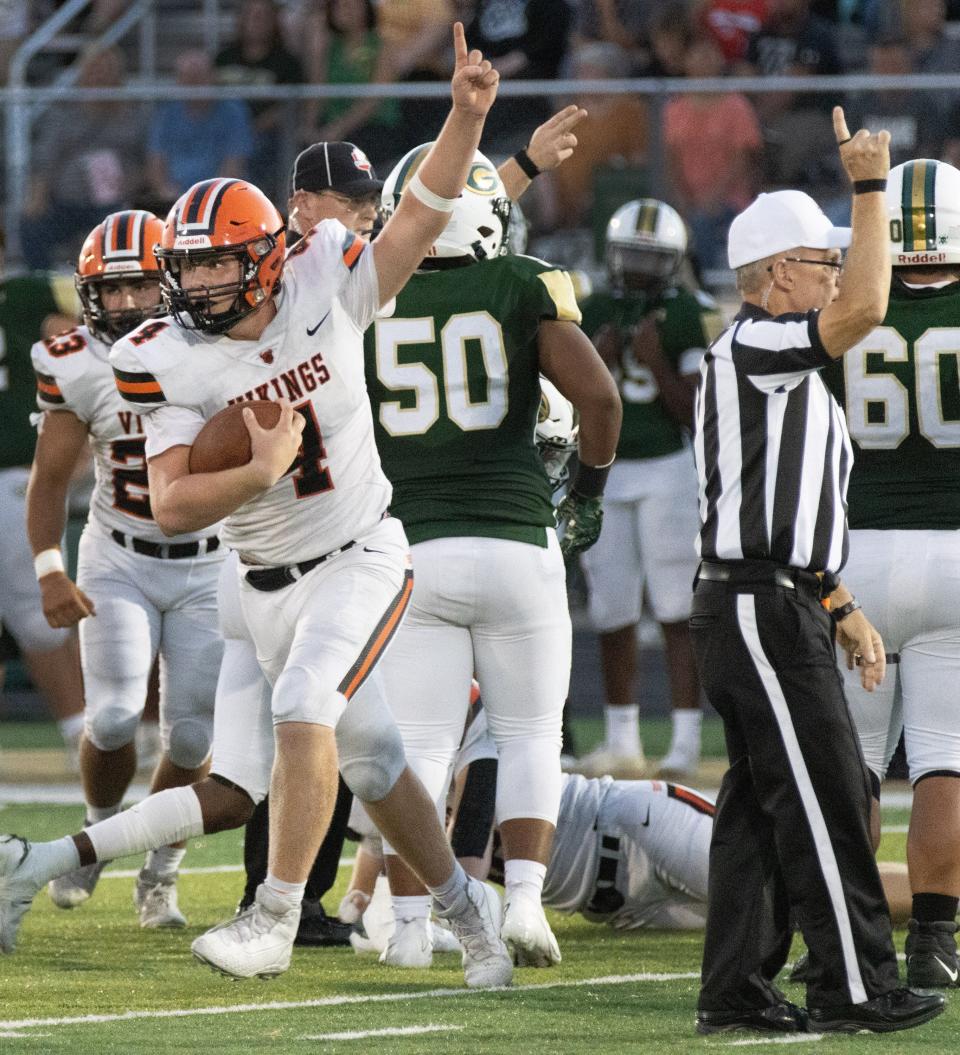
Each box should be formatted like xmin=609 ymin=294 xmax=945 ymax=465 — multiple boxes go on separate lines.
xmin=557 ymin=490 xmax=603 ymax=559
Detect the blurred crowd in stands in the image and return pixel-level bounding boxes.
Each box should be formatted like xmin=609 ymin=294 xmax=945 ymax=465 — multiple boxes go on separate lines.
xmin=5 ymin=0 xmax=960 ymax=272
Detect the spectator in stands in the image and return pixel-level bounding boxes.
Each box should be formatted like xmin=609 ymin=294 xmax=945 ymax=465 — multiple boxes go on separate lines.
xmin=547 ymin=43 xmax=647 ymax=231
xmin=664 ymin=33 xmax=762 ymax=269
xmin=145 ymin=50 xmax=254 ymax=206
xmin=695 ymin=0 xmax=769 ymax=62
xmin=299 ymin=0 xmax=403 ymax=169
xmin=465 ymin=0 xmax=572 ymax=154
xmin=636 ymin=2 xmax=696 ymax=77
xmin=215 ymin=0 xmax=304 ymax=198
xmin=571 ymin=0 xmax=652 ymax=70
xmin=22 ymin=46 xmax=144 ymax=270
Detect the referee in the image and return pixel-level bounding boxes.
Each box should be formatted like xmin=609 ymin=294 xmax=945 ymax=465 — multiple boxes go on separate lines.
xmin=691 ymin=108 xmax=945 ymax=1036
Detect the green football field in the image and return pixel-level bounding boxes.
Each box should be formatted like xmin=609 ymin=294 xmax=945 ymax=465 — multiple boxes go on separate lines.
xmin=0 ymin=725 xmax=955 ymax=1053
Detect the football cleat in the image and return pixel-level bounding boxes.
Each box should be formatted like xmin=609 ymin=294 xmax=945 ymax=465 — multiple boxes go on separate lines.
xmin=431 ymin=918 xmax=462 ymax=953
xmin=575 ymin=746 xmax=647 ymax=780
xmin=337 ymin=888 xmax=371 ymax=926
xmin=905 ymin=918 xmax=960 ymax=988
xmin=191 ymin=884 xmax=300 ymax=979
xmin=134 ymin=869 xmax=187 ymax=929
xmin=501 ymin=887 xmax=562 ymax=968
xmin=656 ymin=742 xmax=701 ymax=781
xmin=433 ymin=878 xmax=513 ymax=989
xmin=48 ymin=860 xmax=106 ymax=909
xmin=379 ymin=916 xmax=433 ymax=969
xmin=0 ymin=835 xmax=43 ymax=953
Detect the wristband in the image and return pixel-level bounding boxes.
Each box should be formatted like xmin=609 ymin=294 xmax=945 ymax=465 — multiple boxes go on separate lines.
xmin=34 ymin=548 xmax=64 ymax=580
xmin=407 ymin=171 xmax=458 ymax=213
xmin=831 ymin=598 xmax=862 ymax=623
xmin=853 ymin=179 xmax=887 ymax=195
xmin=512 ymin=147 xmax=541 ymax=180
xmin=570 ymin=457 xmax=615 ymax=499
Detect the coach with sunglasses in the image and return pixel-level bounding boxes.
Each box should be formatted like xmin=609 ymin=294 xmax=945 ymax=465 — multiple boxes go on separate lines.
xmin=690 ymin=107 xmax=945 ymax=1037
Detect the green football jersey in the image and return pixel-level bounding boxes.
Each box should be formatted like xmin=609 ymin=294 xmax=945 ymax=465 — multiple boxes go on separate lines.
xmin=580 ymin=285 xmax=724 ymax=460
xmin=365 ymin=254 xmax=580 ymax=546
xmin=825 ymin=279 xmax=960 ymax=529
xmin=0 ymin=273 xmax=77 ymax=469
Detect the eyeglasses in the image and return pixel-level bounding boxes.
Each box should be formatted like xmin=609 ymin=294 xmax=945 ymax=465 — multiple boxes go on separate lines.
xmin=318 ymin=191 xmax=380 ymax=212
xmin=767 ymin=257 xmax=843 ymax=272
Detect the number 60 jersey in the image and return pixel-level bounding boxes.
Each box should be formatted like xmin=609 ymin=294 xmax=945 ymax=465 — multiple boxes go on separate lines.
xmin=109 ymin=220 xmax=388 ymax=566
xmin=825 ymin=279 xmax=960 ymax=529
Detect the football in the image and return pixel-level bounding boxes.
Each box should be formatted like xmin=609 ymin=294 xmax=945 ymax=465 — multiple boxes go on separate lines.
xmin=187 ymin=400 xmax=282 ymax=474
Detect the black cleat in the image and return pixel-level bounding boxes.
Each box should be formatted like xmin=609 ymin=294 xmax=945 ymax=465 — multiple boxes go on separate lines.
xmin=696 ymin=1001 xmax=809 ymax=1035
xmin=906 ymin=918 xmax=960 ymax=989
xmin=809 ymin=987 xmax=945 ymax=1033
xmin=294 ymin=900 xmax=352 ymax=948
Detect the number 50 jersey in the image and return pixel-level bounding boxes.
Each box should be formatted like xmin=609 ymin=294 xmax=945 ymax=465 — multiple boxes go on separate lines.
xmin=825 ymin=280 xmax=960 ymax=529
xmin=365 ymin=253 xmax=581 ymax=547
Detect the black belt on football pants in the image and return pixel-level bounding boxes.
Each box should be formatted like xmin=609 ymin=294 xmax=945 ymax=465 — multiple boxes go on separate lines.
xmin=111 ymin=529 xmax=220 ymax=560
xmin=244 ymin=540 xmax=357 ymax=592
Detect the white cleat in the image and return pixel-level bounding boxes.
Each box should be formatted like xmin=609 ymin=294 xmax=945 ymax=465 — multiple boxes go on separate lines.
xmin=191 ymin=884 xmax=300 ymax=979
xmin=501 ymin=887 xmax=562 ymax=967
xmin=0 ymin=835 xmax=43 ymax=953
xmin=655 ymin=744 xmax=701 ymax=781
xmin=134 ymin=869 xmax=187 ymax=929
xmin=575 ymin=746 xmax=647 ymax=780
xmin=431 ymin=919 xmax=462 ymax=953
xmin=434 ymin=877 xmax=513 ymax=989
xmin=47 ymin=860 xmax=106 ymax=909
xmin=379 ymin=916 xmax=433 ymax=968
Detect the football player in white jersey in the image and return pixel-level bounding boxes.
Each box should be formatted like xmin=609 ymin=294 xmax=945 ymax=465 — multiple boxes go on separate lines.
xmin=25 ymin=210 xmax=224 ymax=928
xmin=0 ymin=23 xmax=512 ymax=985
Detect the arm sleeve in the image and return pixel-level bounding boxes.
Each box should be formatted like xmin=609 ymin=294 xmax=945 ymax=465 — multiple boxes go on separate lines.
xmin=729 ymin=311 xmax=832 ymax=393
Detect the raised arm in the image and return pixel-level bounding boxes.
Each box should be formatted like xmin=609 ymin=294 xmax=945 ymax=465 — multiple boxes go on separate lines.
xmin=371 ymin=22 xmax=498 ymax=305
xmin=498 ymin=105 xmax=587 ymax=202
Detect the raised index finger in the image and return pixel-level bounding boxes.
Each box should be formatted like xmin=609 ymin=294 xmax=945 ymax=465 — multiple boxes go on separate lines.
xmin=453 ymin=20 xmax=467 ymax=65
xmin=832 ymin=105 xmax=851 ymax=144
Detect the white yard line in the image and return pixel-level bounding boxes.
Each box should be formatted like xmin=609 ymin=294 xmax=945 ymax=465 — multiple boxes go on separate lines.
xmin=723 ymin=1036 xmax=825 ymax=1047
xmin=301 ymin=1024 xmax=462 ymax=1041
xmin=0 ymin=972 xmax=698 ymax=1032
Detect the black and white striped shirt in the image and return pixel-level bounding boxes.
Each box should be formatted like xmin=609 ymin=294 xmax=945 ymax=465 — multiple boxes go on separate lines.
xmin=693 ymin=303 xmax=853 ymax=573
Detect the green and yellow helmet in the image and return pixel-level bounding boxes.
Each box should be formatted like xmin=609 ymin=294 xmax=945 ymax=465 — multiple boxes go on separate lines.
xmin=382 ymin=143 xmax=511 ymax=262
xmin=888 ymin=159 xmax=960 ymax=266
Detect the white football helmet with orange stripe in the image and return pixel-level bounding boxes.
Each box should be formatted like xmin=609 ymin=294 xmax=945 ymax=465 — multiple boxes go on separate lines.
xmin=381 ymin=144 xmax=511 ymax=263
xmin=156 ymin=179 xmax=286 ymax=334
xmin=76 ymin=210 xmax=164 ymax=344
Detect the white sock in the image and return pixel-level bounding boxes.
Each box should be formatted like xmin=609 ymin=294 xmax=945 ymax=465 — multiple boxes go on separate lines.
xmin=30 ymin=837 xmax=81 ymax=885
xmin=264 ymin=872 xmax=306 ymax=906
xmin=86 ymin=803 xmax=121 ymax=825
xmin=605 ymin=704 xmax=641 ymax=755
xmin=427 ymin=861 xmax=468 ymax=911
xmin=144 ymin=845 xmax=186 ymax=879
xmin=392 ymin=895 xmax=431 ymax=922
xmin=504 ymin=858 xmax=547 ymax=899
xmin=58 ymin=714 xmax=85 ymax=745
xmin=670 ymin=709 xmax=702 ymax=753
xmin=85 ymin=786 xmax=203 ymax=863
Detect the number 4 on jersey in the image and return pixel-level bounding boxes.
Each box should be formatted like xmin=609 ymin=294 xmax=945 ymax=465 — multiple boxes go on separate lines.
xmin=290 ymin=401 xmax=334 ymax=498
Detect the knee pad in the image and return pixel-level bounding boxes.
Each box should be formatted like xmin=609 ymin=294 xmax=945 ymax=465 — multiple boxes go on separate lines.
xmin=85 ymin=705 xmax=140 ymax=753
xmin=272 ymin=664 xmax=345 ymax=727
xmin=496 ymin=736 xmax=562 ymax=826
xmin=166 ymin=715 xmax=213 ymax=771
xmin=336 ymin=691 xmax=406 ymax=803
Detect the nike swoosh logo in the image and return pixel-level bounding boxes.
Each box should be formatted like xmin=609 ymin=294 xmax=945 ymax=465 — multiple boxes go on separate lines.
xmin=363 ymin=547 xmax=386 ymax=555
xmin=306 ymin=311 xmax=330 ymax=336
xmin=933 ymin=955 xmax=959 ymax=982
xmin=642 ymin=806 xmax=651 ymax=827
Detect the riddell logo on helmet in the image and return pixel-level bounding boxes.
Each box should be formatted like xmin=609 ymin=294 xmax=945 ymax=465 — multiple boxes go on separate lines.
xmin=898 ymin=251 xmax=946 ymax=263
xmin=174 ymin=235 xmax=213 ymax=249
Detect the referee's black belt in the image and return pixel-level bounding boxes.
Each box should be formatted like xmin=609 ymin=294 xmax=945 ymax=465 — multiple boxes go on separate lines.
xmin=244 ymin=540 xmax=357 ymax=592
xmin=111 ymin=528 xmax=220 ymax=560
xmin=695 ymin=559 xmax=825 ymax=598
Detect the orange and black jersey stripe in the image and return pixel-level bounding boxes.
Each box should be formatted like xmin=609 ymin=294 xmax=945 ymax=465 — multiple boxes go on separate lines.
xmin=34 ymin=370 xmax=64 ymax=404
xmin=341 ymin=231 xmax=364 ymax=272
xmin=113 ymin=366 xmax=167 ymax=405
xmin=667 ymin=783 xmax=716 ymax=818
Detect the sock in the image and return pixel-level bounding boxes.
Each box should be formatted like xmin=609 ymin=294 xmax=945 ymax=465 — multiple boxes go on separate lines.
xmin=144 ymin=845 xmax=186 ymax=880
xmin=29 ymin=837 xmax=81 ymax=885
xmin=427 ymin=861 xmax=468 ymax=911
xmin=86 ymin=803 xmax=121 ymax=825
xmin=58 ymin=714 xmax=85 ymax=746
xmin=264 ymin=872 xmax=306 ymax=906
xmin=86 ymin=786 xmax=203 ymax=863
xmin=605 ymin=704 xmax=640 ymax=755
xmin=392 ymin=895 xmax=431 ymax=922
xmin=669 ymin=709 xmax=702 ymax=753
xmin=504 ymin=858 xmax=547 ymax=898
xmin=912 ymin=892 xmax=959 ymax=923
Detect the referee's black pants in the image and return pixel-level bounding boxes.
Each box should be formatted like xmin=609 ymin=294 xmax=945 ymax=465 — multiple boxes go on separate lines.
xmin=690 ymin=563 xmax=899 ymax=1012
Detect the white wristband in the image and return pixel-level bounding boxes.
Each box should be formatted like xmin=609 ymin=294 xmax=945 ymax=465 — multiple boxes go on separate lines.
xmin=407 ymin=171 xmax=458 ymax=213
xmin=34 ymin=548 xmax=64 ymax=580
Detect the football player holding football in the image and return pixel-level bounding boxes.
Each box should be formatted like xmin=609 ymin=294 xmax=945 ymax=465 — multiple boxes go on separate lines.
xmin=26 ymin=210 xmax=224 ymax=929
xmin=825 ymin=158 xmax=960 ymax=988
xmin=577 ymin=201 xmax=725 ymax=781
xmin=363 ymin=141 xmax=620 ymax=970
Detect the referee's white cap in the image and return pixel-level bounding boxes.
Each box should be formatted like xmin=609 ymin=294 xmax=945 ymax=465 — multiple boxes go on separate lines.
xmin=727 ymin=190 xmax=851 ymax=269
